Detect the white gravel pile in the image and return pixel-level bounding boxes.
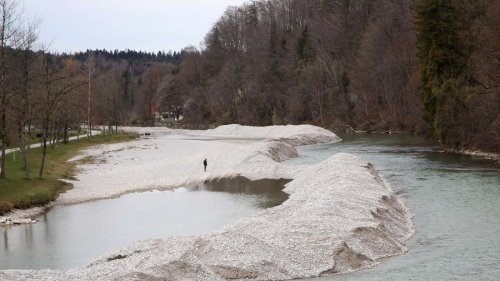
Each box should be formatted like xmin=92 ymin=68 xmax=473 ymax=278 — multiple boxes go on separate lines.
xmin=203 ymin=124 xmax=341 ymax=145
xmin=56 ymin=125 xmax=337 ymax=205
xmin=0 ymin=125 xmax=414 ymax=280
xmin=0 ymin=154 xmax=413 ymax=280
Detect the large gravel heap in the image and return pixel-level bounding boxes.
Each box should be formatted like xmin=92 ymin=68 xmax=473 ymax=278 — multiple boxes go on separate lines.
xmin=202 ymin=124 xmax=342 ymax=145
xmin=54 ymin=125 xmax=340 ymax=204
xmin=0 ymin=125 xmax=413 ymax=280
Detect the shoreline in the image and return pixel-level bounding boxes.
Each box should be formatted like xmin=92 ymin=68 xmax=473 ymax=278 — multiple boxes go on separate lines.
xmin=1 ymin=125 xmax=331 ymax=224
xmin=0 ymin=204 xmax=52 ymax=225
xmin=0 ymin=133 xmax=138 ymax=224
xmin=54 ymin=125 xmax=337 ymax=205
xmin=336 ymin=130 xmax=499 ymax=163
xmin=0 ymin=125 xmax=414 ymax=280
xmin=448 ymin=148 xmax=500 ymax=163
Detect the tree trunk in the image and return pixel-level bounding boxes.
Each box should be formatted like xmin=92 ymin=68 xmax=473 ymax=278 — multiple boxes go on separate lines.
xmin=0 ymin=108 xmax=6 ymax=178
xmin=22 ymin=127 xmax=30 ymax=179
xmin=38 ymin=129 xmax=48 ymax=179
xmin=25 ymin=117 xmax=32 ymax=178
xmin=18 ymin=121 xmax=27 ymax=178
xmin=22 ymin=147 xmax=29 ymax=178
xmin=63 ymin=124 xmax=69 ymax=143
xmin=50 ymin=128 xmax=55 ymax=149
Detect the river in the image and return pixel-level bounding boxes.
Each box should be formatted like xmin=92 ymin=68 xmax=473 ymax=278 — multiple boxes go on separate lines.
xmin=1 ymin=134 xmax=499 ymax=280
xmin=287 ymin=134 xmax=500 ymax=281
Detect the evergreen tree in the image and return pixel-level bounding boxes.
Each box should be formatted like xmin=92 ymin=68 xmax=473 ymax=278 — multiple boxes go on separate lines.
xmin=297 ymin=25 xmax=315 ymax=65
xmin=415 ymin=0 xmax=467 ymax=146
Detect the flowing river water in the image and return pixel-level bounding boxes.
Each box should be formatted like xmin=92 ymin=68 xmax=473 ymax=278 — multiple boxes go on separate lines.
xmin=289 ymin=134 xmax=500 ymax=281
xmin=1 ymin=134 xmax=499 ymax=280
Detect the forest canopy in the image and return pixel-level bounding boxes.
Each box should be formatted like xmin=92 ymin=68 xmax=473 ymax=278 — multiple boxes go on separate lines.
xmin=1 ymin=0 xmax=498 ymax=180
xmin=164 ymin=0 xmax=498 ymax=152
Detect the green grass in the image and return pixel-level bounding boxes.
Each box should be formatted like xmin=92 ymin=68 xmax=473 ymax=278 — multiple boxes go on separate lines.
xmin=0 ymin=133 xmax=138 ymax=215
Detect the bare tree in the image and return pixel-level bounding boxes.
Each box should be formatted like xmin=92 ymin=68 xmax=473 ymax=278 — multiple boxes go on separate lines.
xmin=85 ymin=52 xmax=95 ymax=138
xmin=12 ymin=21 xmax=38 ymax=178
xmin=0 ymin=0 xmax=35 ymax=178
xmin=37 ymin=54 xmax=84 ymax=178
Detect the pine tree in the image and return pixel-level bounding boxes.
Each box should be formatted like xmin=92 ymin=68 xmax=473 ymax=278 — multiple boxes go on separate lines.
xmin=297 ymin=25 xmax=315 ymax=66
xmin=415 ymin=0 xmax=466 ymax=146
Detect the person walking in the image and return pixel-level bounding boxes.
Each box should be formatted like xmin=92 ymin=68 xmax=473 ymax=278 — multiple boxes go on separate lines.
xmin=203 ymin=158 xmax=207 ymax=172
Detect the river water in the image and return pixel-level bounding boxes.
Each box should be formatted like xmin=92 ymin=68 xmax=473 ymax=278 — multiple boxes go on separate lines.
xmin=1 ymin=134 xmax=499 ymax=280
xmin=0 ymin=177 xmax=289 ymax=270
xmin=286 ymin=134 xmax=500 ymax=281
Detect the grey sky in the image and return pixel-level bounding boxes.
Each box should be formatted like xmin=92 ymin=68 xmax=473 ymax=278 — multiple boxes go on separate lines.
xmin=24 ymin=0 xmax=249 ymax=53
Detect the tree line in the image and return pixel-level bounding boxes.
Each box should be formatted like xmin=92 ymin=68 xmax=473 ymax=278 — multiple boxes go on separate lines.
xmin=1 ymin=0 xmax=498 ymax=183
xmin=169 ymin=0 xmax=498 ymax=152
xmin=0 ymin=0 xmax=182 ymax=180
xmin=73 ymin=49 xmax=182 ymax=64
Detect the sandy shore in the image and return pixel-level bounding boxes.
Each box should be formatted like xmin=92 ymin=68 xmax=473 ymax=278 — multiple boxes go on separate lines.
xmin=0 ymin=125 xmax=413 ymax=280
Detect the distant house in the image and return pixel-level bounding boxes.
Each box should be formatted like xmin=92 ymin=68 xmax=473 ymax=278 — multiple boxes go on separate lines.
xmin=155 ymin=105 xmax=184 ymax=127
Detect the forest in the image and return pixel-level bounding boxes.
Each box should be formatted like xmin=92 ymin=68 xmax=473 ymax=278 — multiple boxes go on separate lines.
xmin=0 ymin=0 xmax=498 ymax=180
xmin=172 ymin=0 xmax=498 ymax=153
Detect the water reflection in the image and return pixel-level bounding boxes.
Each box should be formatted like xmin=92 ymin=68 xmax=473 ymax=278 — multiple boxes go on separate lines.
xmin=0 ymin=177 xmax=288 ymax=270
xmin=189 ymin=177 xmax=290 ymax=208
xmin=3 ymin=228 xmax=7 ymax=251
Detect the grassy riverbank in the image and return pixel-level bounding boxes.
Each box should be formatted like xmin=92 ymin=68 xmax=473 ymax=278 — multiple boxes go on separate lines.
xmin=0 ymin=133 xmax=138 ymax=215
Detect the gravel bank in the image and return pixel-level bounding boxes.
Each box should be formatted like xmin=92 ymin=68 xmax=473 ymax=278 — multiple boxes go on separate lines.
xmin=0 ymin=125 xmax=413 ymax=280
xmin=0 ymin=153 xmax=413 ymax=280
xmin=57 ymin=125 xmax=339 ymax=205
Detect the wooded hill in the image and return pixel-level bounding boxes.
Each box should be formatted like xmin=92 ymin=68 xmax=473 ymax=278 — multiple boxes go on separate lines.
xmin=170 ymin=0 xmax=498 ymax=152
xmin=1 ymin=0 xmax=499 ymax=180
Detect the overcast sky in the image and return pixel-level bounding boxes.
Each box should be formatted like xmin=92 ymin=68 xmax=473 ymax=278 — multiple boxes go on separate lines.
xmin=24 ymin=0 xmax=249 ymax=53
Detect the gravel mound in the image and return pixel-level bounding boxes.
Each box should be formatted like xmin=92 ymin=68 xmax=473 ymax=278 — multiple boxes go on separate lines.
xmin=203 ymin=124 xmax=341 ymax=145
xmin=0 ymin=154 xmax=413 ymax=281
xmin=55 ymin=125 xmax=338 ymax=205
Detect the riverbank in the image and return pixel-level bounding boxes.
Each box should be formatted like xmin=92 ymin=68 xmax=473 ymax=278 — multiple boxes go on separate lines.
xmin=83 ymin=155 xmax=411 ymax=279
xmin=0 ymin=133 xmax=138 ymax=223
xmin=336 ymin=131 xmax=500 ymax=164
xmin=0 ymin=125 xmax=414 ymax=280
xmin=55 ymin=124 xmax=340 ymax=205
xmin=449 ymin=149 xmax=500 ymax=163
